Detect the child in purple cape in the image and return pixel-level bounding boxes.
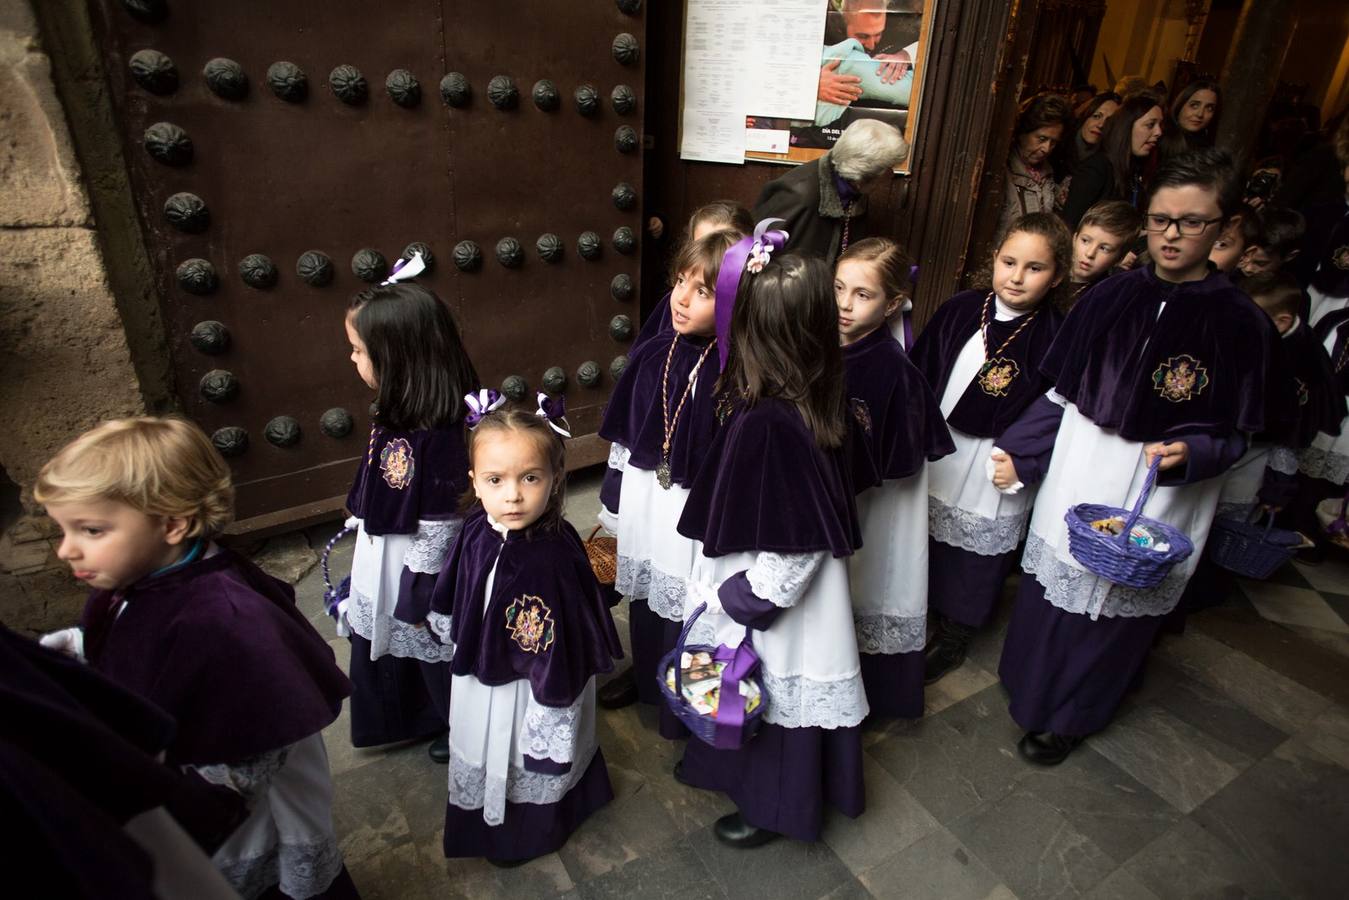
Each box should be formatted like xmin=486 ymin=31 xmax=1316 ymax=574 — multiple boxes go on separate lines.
xmin=835 ymin=237 xmax=954 ymax=717
xmin=675 ymin=244 xmax=867 ymax=849
xmin=596 ymin=229 xmax=739 ymax=730
xmin=992 ymin=149 xmax=1276 ymax=765
xmin=429 ymin=398 xmax=623 ymax=864
xmin=36 ymin=417 xmax=358 ymax=899
xmin=911 ymin=213 xmax=1071 ymax=685
xmin=339 ymin=268 xmax=479 ymax=761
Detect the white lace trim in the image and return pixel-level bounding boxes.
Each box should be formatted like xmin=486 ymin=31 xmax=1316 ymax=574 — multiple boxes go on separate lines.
xmin=1022 ymin=530 xmax=1186 ymax=619
xmin=745 ymin=551 xmax=828 ymax=608
xmin=216 ymin=839 xmax=343 ymax=900
xmin=520 ymin=697 xmax=583 ymax=764
xmin=446 ymin=743 xmax=596 ymax=826
xmin=1268 ymin=446 xmax=1299 ymax=476
xmin=403 ymin=518 xmax=463 ymax=575
xmin=426 ymin=611 xmax=455 ymax=645
xmin=188 ymin=749 xmax=288 ymax=803
xmin=347 ymin=587 xmax=453 ymax=663
xmin=686 ymin=617 xmax=868 ymax=729
xmin=1299 ymin=445 xmax=1349 ymax=484
xmin=607 ymin=442 xmax=631 ymax=472
xmin=928 ymin=496 xmax=1028 ymax=556
xmin=615 ymin=554 xmax=687 ymax=622
xmin=854 ymin=613 xmax=927 ymax=654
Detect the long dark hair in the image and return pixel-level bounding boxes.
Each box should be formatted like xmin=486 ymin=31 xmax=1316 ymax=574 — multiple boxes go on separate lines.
xmin=348 ymin=283 xmax=479 ymax=431
xmin=1170 ymin=79 xmax=1221 ymax=143
xmin=1096 ymin=94 xmax=1164 ymax=203
xmin=718 ymin=253 xmax=846 ymax=449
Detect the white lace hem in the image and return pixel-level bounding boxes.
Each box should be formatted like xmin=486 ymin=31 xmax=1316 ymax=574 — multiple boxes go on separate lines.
xmin=1299 ymin=445 xmax=1349 ymax=484
xmin=215 ymin=839 xmax=342 ymax=900
xmin=446 ymin=743 xmax=596 ymax=826
xmin=854 ymin=613 xmax=927 ymax=654
xmin=426 ymin=611 xmax=455 ymax=646
xmin=520 ymin=697 xmax=583 ymax=765
xmin=347 ymin=587 xmax=453 ymax=663
xmin=1022 ymin=530 xmax=1186 ymax=620
xmin=607 ymin=442 xmax=631 ymax=472
xmin=615 ymin=554 xmax=687 ymax=622
xmin=928 ymin=496 xmax=1028 ymax=556
xmin=746 ymin=551 xmax=828 ymax=608
xmin=403 ymin=518 xmax=463 ymax=575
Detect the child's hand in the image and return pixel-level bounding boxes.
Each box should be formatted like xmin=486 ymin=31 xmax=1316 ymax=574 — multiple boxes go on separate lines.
xmin=39 ymin=626 xmax=84 ymax=660
xmin=990 ymin=450 xmax=1020 ymax=490
xmin=1144 ymin=441 xmax=1189 ymax=471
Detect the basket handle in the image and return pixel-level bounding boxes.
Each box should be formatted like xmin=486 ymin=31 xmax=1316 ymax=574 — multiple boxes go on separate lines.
xmin=673 ymin=601 xmax=707 ymax=699
xmin=587 ymin=524 xmax=603 ymax=542
xmin=321 ymin=525 xmax=356 ymax=595
xmin=1118 ymin=456 xmax=1163 ymax=546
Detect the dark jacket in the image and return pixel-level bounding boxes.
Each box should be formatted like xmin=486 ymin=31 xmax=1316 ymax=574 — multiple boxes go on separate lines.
xmin=753 ymin=153 xmax=869 ymax=266
xmin=1059 ymin=152 xmax=1144 ymax=228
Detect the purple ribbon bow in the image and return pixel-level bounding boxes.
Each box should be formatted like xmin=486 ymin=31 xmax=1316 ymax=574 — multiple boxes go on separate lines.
xmin=535 ymin=392 xmax=571 ymax=438
xmin=711 ymin=632 xmax=762 ymax=749
xmin=464 ymin=388 xmax=505 ymax=428
xmin=714 ymin=217 xmax=790 ymax=370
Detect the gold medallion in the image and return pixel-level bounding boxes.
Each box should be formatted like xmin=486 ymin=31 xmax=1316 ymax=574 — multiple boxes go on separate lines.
xmin=978 ymin=358 xmax=1020 ymax=397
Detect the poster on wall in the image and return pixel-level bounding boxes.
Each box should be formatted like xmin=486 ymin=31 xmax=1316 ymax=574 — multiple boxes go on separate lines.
xmin=679 ymin=0 xmax=935 ymax=174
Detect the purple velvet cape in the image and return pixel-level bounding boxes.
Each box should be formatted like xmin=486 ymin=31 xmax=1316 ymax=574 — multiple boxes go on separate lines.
xmin=598 ymin=329 xmax=721 ymax=489
xmin=81 ymin=551 xmax=352 ymax=767
xmin=843 ymin=326 xmax=954 ymax=489
xmin=1300 ymin=200 xmax=1349 ymax=298
xmin=346 ymin=423 xmax=469 ymax=535
xmin=1040 ymin=265 xmax=1275 ymax=440
xmin=632 ymin=289 xmax=675 ymax=353
xmin=909 ymin=289 xmax=1063 ymax=438
xmin=1316 ymin=309 xmax=1349 ymax=399
xmin=431 ymin=510 xmax=623 ymax=708
xmin=676 ymin=397 xmax=862 ymax=557
xmin=1261 ymin=320 xmax=1345 ymax=447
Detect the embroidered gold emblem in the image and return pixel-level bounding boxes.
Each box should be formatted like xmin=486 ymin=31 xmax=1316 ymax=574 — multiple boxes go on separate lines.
xmin=978 ymin=358 xmax=1020 ymax=397
xmin=1152 ymin=354 xmax=1210 ymax=402
xmin=379 ymin=437 xmax=415 ymax=490
xmin=505 ymin=594 xmax=555 ymax=654
xmin=849 ymin=398 xmax=873 ymax=435
xmin=1333 ymin=246 xmax=1349 ymax=271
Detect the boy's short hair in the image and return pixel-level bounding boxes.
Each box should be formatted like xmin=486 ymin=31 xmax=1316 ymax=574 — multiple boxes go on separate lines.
xmin=34 ymin=417 xmax=234 ymax=539
xmin=1242 ymin=271 xmax=1302 ymax=319
xmin=1148 ymin=148 xmax=1242 ymax=219
xmin=1077 ymin=201 xmax=1143 ymax=239
xmin=1227 ymin=203 xmax=1265 ymax=249
xmin=1256 ymin=206 xmax=1306 ymax=257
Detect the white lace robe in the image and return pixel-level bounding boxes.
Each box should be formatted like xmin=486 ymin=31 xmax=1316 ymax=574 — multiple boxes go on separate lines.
xmin=849 ymin=470 xmax=930 ymax=654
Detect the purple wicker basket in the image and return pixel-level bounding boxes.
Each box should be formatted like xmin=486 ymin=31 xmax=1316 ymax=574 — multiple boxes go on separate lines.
xmin=320 ymin=525 xmax=355 ymax=621
xmin=1064 ymin=456 xmax=1194 ymax=589
xmin=657 ymin=602 xmax=765 ymax=750
xmin=1208 ymin=511 xmax=1300 ymax=579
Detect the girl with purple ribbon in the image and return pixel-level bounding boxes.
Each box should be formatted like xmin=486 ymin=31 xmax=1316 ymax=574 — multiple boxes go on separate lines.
xmin=674 ymin=239 xmax=868 ymax=848
xmin=835 ymin=238 xmax=954 ymax=718
xmin=428 ymin=401 xmax=622 ymax=864
xmin=339 ymin=273 xmax=479 ymax=762
xmin=596 ymin=229 xmax=740 ymax=730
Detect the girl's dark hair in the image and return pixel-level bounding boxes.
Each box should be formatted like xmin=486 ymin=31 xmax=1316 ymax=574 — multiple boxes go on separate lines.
xmin=984 ymin=211 xmax=1074 ymax=311
xmin=1096 ymin=94 xmax=1165 ymax=202
xmin=1074 ymin=90 xmax=1121 ymax=125
xmin=837 ymin=236 xmax=913 ymax=301
xmin=348 ymin=283 xmax=479 ymax=431
xmin=669 ymin=228 xmax=743 ymax=289
xmin=718 ymin=253 xmax=847 ymax=449
xmin=1014 ymin=92 xmax=1074 ymax=137
xmin=462 ymin=405 xmax=568 ymax=533
xmin=1147 ymin=147 xmax=1242 ymax=220
xmin=1169 ymin=79 xmax=1222 ymax=142
xmin=686 ymin=200 xmax=754 ymax=240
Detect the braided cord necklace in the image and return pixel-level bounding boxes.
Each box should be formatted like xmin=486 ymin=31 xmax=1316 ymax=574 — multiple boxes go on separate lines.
xmin=976 ymin=291 xmax=1040 ymax=397
xmin=657 ymin=332 xmax=716 ymax=489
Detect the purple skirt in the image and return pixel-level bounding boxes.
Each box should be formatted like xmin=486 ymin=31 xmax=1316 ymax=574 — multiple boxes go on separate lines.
xmin=927 ymin=539 xmax=1019 ymax=629
xmin=442 ymin=752 xmax=614 ymax=861
xmin=860 ymin=650 xmax=925 ymax=719
xmin=628 ymin=599 xmax=690 ymax=740
xmin=998 ymin=576 xmax=1163 ymax=736
xmin=346 ymin=634 xmax=449 ymax=748
xmin=678 ymin=722 xmax=865 ymax=842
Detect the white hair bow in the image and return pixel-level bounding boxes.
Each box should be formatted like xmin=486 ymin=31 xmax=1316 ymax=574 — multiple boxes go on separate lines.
xmin=380 ymin=250 xmax=427 ymax=286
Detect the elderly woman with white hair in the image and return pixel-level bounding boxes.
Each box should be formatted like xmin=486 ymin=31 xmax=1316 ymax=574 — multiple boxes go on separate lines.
xmin=753 ymin=119 xmax=909 ymax=265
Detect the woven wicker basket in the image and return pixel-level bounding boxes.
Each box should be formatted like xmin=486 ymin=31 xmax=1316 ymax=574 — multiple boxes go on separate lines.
xmin=584 ymin=525 xmax=617 ymax=586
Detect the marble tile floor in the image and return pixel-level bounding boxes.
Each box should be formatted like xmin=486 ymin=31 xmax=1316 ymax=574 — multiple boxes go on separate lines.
xmin=293 ymin=471 xmax=1349 ymax=900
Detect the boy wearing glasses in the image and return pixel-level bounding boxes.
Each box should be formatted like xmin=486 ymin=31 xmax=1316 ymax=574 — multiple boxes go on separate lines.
xmin=988 ymin=149 xmax=1278 ymax=765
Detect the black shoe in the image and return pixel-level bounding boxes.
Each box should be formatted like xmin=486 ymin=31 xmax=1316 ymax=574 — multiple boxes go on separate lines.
xmin=598 ymin=667 xmax=639 ymax=709
xmin=713 ymin=812 xmax=780 ymax=848
xmin=673 ymin=758 xmax=693 ymax=786
xmin=1016 ymin=731 xmax=1082 ymax=766
xmin=427 ymin=733 xmax=450 ymax=764
xmin=924 ymin=616 xmax=975 ymax=685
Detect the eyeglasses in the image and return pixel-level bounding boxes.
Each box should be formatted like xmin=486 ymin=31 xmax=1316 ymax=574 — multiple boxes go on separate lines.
xmin=1143 ymin=214 xmax=1223 ymax=236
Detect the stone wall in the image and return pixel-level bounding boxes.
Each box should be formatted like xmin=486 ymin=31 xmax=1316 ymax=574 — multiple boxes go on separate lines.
xmin=0 ymin=0 xmax=146 ymax=632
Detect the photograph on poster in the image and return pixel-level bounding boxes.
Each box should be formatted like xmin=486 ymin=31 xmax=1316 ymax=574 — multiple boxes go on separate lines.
xmin=746 ymin=0 xmax=932 ymax=171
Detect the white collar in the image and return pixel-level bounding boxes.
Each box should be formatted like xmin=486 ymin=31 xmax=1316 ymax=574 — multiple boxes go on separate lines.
xmin=485 ymin=513 xmax=512 ymax=538
xmin=1282 ymin=316 xmax=1302 ymax=339
xmin=993 ymin=296 xmax=1031 ymax=320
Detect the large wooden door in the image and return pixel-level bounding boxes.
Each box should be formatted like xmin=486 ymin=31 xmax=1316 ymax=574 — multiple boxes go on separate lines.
xmin=89 ymin=0 xmax=644 ymax=526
